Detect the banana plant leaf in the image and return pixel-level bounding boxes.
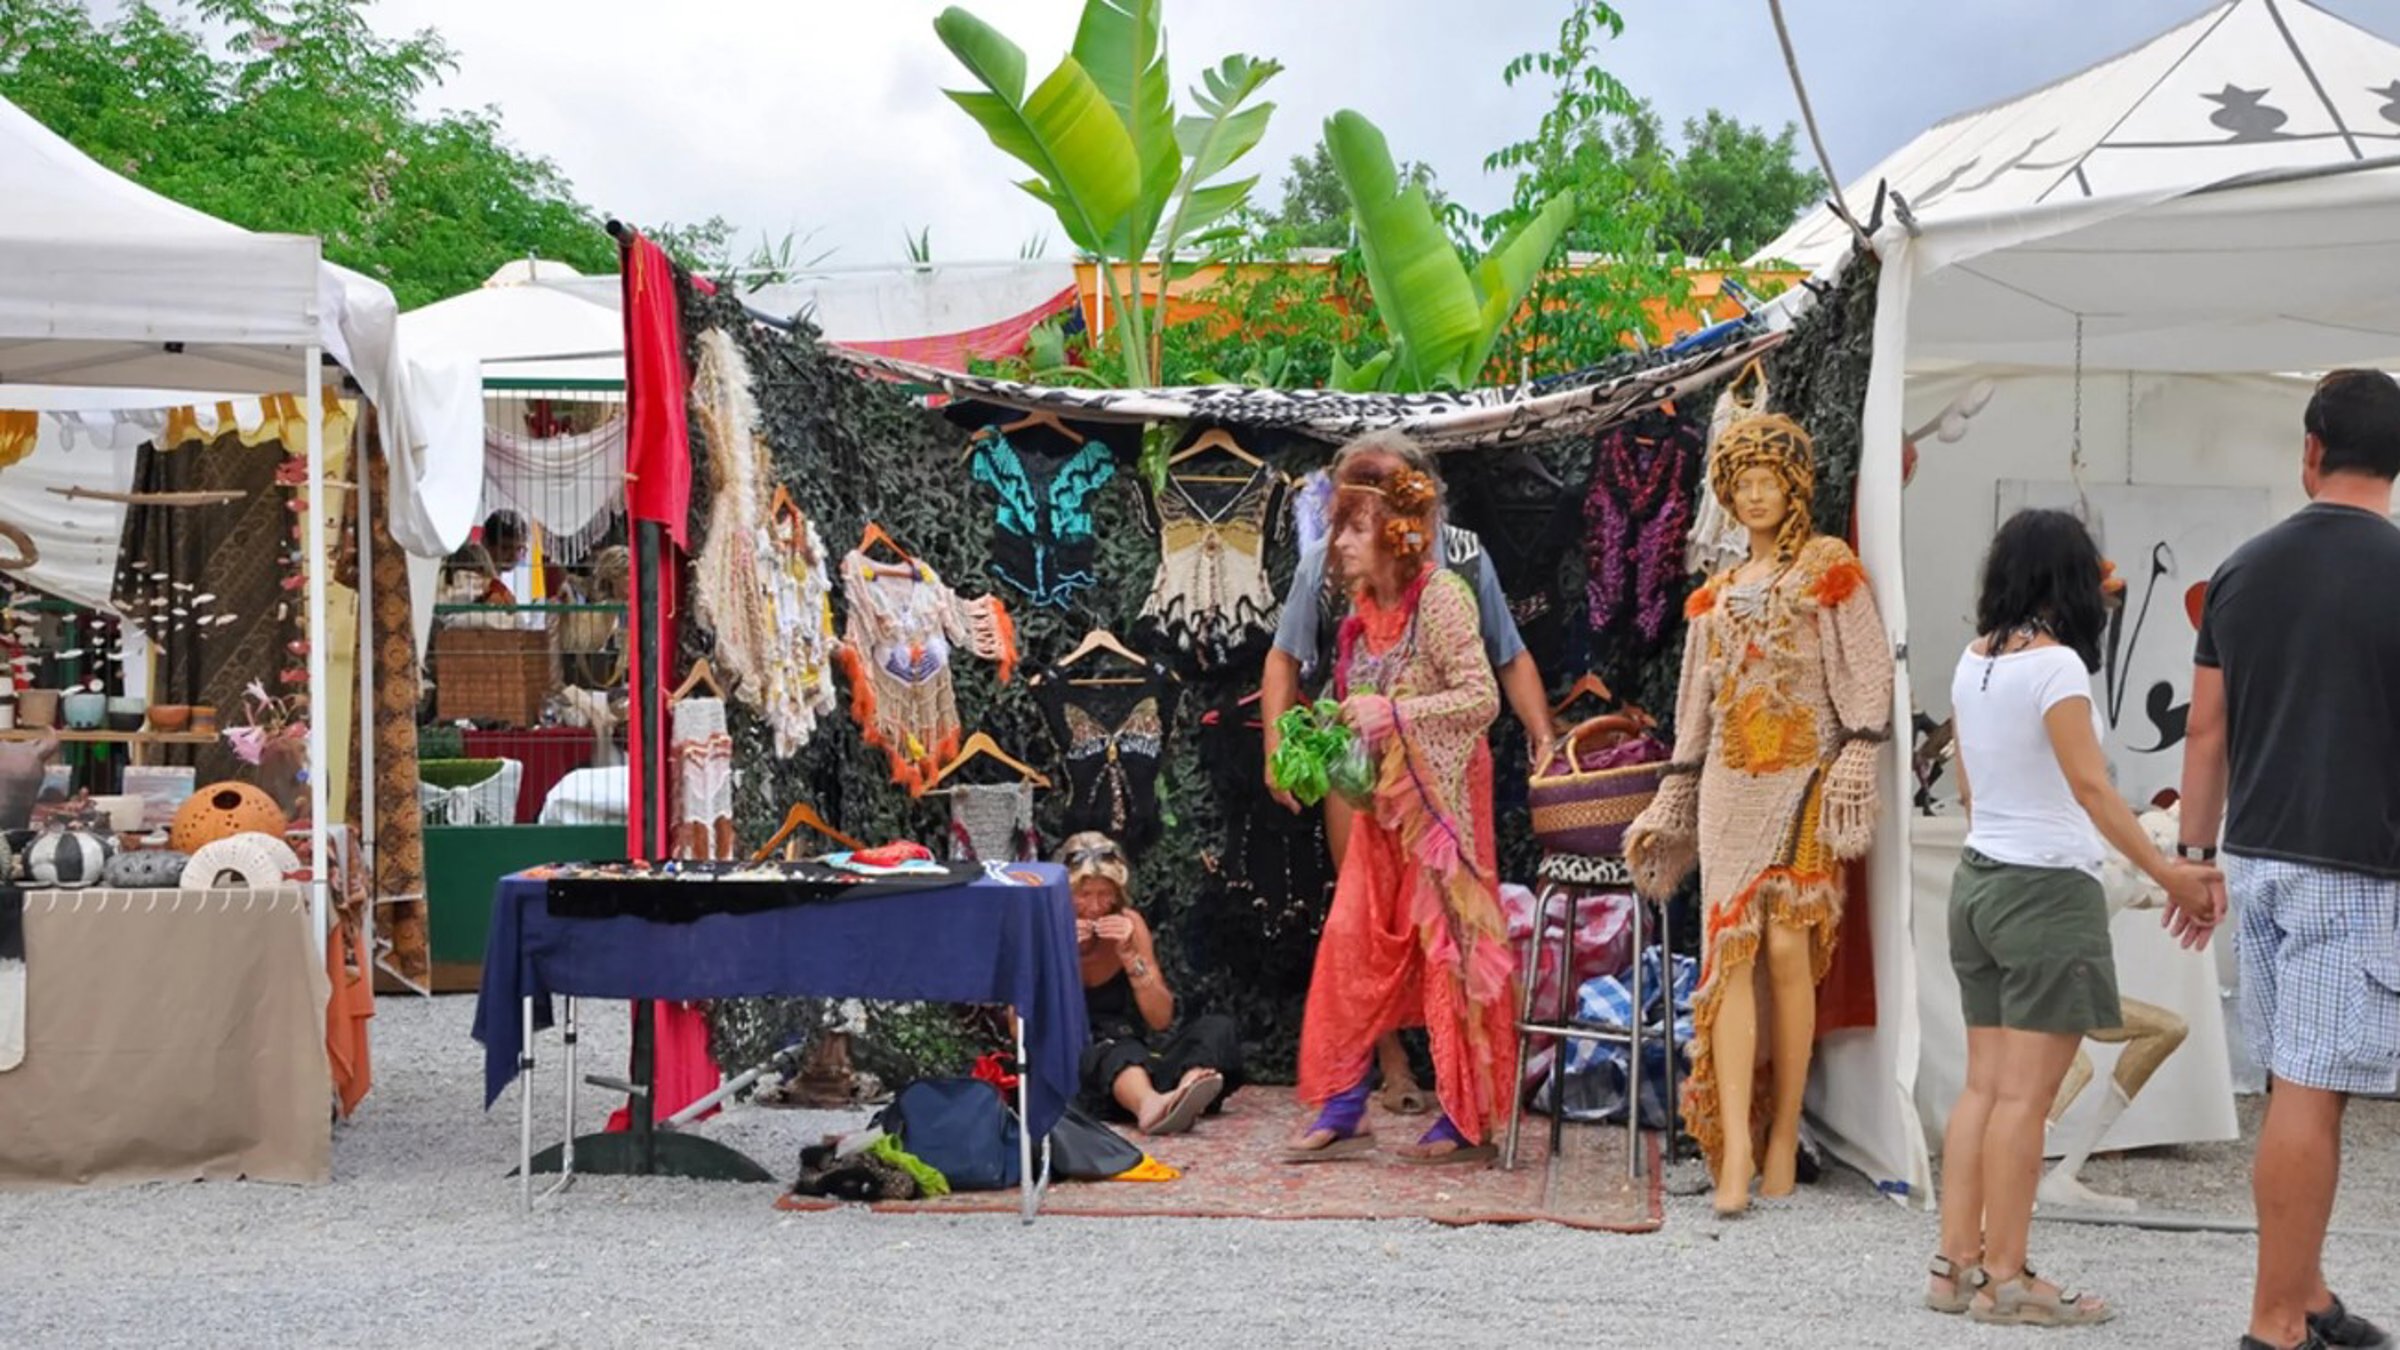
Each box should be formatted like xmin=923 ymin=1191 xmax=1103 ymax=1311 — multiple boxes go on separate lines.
xmin=1069 ymin=0 xmax=1179 ymax=260
xmin=1326 ymin=109 xmax=1480 ymax=390
xmin=937 ymin=7 xmax=1140 ymax=257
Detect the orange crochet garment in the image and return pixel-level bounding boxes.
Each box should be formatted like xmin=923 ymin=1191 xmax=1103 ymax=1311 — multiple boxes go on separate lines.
xmin=1630 ymin=535 xmax=1892 ymax=1175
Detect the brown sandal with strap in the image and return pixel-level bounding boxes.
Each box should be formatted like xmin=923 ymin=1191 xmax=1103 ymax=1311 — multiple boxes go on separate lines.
xmin=1970 ymin=1265 xmax=2115 ymax=1327
xmin=1924 ymin=1254 xmax=1985 ymax=1315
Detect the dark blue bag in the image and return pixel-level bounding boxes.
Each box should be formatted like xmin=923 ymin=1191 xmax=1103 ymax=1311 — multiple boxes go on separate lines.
xmin=883 ymin=1078 xmax=1020 ymax=1191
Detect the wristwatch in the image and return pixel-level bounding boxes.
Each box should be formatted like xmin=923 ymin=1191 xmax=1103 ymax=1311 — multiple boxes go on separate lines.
xmin=2176 ymin=843 xmax=2218 ymax=863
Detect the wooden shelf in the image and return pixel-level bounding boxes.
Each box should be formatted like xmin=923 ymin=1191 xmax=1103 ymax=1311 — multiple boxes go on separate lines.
xmin=0 ymin=729 xmax=218 ymax=745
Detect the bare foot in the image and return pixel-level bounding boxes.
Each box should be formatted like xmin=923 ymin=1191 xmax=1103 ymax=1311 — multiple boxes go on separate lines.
xmin=1137 ymin=1073 xmax=1221 ymax=1136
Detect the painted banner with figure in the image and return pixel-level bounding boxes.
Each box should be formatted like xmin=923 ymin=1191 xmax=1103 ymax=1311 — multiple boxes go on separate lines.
xmin=1994 ymin=481 xmax=2272 ymax=806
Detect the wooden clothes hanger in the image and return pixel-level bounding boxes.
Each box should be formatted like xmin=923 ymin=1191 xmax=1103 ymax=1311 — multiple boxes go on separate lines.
xmin=1048 ymin=627 xmax=1151 ymax=685
xmin=856 ymin=522 xmax=913 ymax=566
xmin=749 ymin=801 xmax=866 ymax=862
xmin=1551 ymin=672 xmax=1615 ymax=719
xmin=1169 ymin=426 xmax=1262 ymax=466
xmin=930 ymin=731 xmax=1052 ymax=790
xmin=997 ymin=408 xmax=1085 ymax=445
xmin=670 ymin=657 xmax=725 ymax=702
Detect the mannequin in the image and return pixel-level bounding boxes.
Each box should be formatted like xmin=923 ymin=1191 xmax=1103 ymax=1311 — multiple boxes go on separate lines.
xmin=1626 ymin=413 xmax=1893 ymax=1217
xmin=2040 ymin=803 xmax=2192 ymax=1213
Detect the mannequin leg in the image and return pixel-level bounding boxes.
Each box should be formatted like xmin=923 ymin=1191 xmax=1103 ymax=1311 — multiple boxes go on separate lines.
xmin=2038 ymin=1001 xmax=2186 ymax=1213
xmin=1760 ymin=919 xmax=1818 ymax=1197
xmin=1710 ymin=954 xmax=1762 ymax=1215
xmin=2048 ymin=1047 xmax=2096 ymax=1124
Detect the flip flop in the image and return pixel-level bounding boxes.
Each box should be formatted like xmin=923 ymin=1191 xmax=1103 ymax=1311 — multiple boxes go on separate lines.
xmin=1139 ymin=1073 xmax=1223 ymax=1137
xmin=1279 ymin=1130 xmax=1377 ymax=1164
xmin=1392 ymin=1139 xmax=1498 ymax=1166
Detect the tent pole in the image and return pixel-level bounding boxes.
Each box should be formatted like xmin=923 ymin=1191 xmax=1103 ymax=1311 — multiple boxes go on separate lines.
xmin=305 ymin=350 xmax=332 ymax=945
xmin=355 ymin=400 xmax=380 ymax=969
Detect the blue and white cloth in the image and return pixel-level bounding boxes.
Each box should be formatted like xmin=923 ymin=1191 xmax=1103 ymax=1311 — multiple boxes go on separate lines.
xmin=1532 ymin=949 xmax=1697 ymax=1128
xmin=2229 ymin=853 xmax=2400 ymax=1096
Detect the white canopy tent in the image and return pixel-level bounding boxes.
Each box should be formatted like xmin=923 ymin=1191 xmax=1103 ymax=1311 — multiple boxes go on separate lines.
xmin=0 ymin=90 xmax=475 ymax=941
xmin=1760 ymin=0 xmax=2400 ymax=1205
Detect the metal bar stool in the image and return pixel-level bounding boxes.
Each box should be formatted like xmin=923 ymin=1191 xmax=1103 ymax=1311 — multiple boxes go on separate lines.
xmin=1501 ymin=852 xmax=1677 ymax=1178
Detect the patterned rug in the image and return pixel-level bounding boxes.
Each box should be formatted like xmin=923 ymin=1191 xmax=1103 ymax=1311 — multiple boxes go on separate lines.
xmin=775 ymin=1087 xmax=1662 ymax=1231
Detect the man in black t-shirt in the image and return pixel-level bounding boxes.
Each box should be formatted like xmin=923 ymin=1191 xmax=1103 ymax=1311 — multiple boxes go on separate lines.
xmin=2178 ymin=369 xmax=2400 ymax=1350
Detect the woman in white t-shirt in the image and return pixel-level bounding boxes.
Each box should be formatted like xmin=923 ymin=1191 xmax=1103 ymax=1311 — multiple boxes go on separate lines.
xmin=1924 ymin=510 xmax=2218 ymax=1329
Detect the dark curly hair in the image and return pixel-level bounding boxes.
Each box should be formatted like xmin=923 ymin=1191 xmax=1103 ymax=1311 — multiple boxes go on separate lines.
xmin=1975 ymin=508 xmax=2106 ymax=673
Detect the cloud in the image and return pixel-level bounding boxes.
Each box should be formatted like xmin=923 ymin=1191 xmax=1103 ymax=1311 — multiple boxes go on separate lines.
xmin=369 ymin=0 xmax=2400 ymax=270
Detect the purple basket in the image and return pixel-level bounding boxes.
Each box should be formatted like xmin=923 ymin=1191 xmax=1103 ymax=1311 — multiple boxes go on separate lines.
xmin=1529 ymin=718 xmax=1668 ymax=859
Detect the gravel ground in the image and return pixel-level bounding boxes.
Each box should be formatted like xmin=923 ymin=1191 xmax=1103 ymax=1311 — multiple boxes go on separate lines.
xmin=4 ymin=995 xmax=2397 ymax=1350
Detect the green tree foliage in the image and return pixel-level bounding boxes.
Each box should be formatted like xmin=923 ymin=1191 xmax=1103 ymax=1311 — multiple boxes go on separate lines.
xmin=0 ymin=0 xmax=630 ymax=308
xmin=1592 ymin=101 xmax=1829 ymax=261
xmin=1266 ymin=138 xmax=1463 ymax=252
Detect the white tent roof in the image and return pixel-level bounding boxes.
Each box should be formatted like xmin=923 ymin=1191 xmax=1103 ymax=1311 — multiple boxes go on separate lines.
xmin=1899 ymin=160 xmax=2400 ymax=372
xmin=1757 ymin=0 xmax=2400 ymax=272
xmin=398 ymin=265 xmax=624 ymax=387
xmin=0 ymin=91 xmax=478 ymax=557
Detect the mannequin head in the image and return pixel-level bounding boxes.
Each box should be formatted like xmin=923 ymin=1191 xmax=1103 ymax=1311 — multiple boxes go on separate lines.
xmin=1708 ymin=413 xmax=1816 ymax=561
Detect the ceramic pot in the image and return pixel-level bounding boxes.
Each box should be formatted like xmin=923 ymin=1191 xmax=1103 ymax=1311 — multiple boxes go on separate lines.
xmin=106 ymin=699 xmax=145 ymax=733
xmin=190 ymin=706 xmax=218 ymax=735
xmin=61 ymin=691 xmax=106 ymax=731
xmin=169 ymin=781 xmax=288 ymax=854
xmin=147 ymin=704 xmax=191 ymax=733
xmin=17 ymin=689 xmax=58 ymax=730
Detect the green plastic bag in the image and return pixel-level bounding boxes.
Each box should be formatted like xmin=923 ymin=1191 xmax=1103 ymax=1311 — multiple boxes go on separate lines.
xmin=1267 ymin=701 xmax=1354 ymax=808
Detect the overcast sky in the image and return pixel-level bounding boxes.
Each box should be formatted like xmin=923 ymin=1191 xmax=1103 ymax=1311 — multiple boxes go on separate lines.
xmin=368 ymin=0 xmax=2400 ymax=268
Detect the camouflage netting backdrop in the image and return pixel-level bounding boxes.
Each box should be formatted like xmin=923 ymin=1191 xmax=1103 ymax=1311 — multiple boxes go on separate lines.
xmin=675 ymin=248 xmax=1877 ymax=1088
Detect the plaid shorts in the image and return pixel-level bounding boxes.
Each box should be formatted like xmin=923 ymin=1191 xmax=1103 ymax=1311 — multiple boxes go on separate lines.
xmin=2228 ymin=854 xmax=2400 ymax=1095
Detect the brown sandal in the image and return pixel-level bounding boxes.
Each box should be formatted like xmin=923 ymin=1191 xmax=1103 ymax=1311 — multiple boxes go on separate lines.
xmin=1924 ymin=1254 xmax=1985 ymax=1315
xmin=1970 ymin=1265 xmax=2114 ymax=1327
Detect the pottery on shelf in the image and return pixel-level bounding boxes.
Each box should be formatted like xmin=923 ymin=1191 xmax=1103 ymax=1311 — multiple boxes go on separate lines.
xmin=61 ymin=691 xmax=106 ymax=731
xmin=190 ymin=705 xmax=218 ymax=735
xmin=147 ymin=704 xmax=191 ymax=734
xmin=17 ymin=689 xmax=58 ymax=730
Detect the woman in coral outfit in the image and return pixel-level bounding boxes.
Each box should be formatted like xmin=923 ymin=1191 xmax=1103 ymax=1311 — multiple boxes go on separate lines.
xmin=1282 ymin=445 xmax=1519 ymax=1165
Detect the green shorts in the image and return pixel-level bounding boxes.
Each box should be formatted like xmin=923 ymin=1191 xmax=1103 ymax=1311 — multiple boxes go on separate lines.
xmin=1949 ymin=848 xmax=2122 ymax=1035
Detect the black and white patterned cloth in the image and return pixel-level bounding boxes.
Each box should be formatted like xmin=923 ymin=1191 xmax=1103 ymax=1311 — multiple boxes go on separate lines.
xmin=828 ymin=329 xmax=1785 ymax=450
xmin=1537 ymin=852 xmax=1634 ymax=890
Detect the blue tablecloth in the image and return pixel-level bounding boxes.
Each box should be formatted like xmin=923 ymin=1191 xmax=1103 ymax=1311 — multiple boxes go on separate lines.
xmin=471 ymin=863 xmax=1087 ymax=1137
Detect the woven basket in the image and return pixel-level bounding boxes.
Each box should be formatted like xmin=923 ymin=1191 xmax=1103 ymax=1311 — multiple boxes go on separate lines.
xmin=1528 ymin=713 xmax=1668 ymax=859
xmin=433 ymin=626 xmax=557 ymax=726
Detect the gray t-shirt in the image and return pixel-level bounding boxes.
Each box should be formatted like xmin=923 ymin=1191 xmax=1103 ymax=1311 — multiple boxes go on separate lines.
xmin=2194 ymin=502 xmax=2400 ymax=879
xmin=1272 ymin=523 xmax=1526 ymax=695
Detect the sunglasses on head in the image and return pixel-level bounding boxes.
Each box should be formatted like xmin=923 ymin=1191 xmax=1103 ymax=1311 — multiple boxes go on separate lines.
xmin=1066 ymin=844 xmax=1124 ymax=868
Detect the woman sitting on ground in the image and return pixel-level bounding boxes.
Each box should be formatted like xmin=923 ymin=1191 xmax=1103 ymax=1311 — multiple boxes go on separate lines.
xmin=1066 ymin=832 xmax=1242 ymax=1136
xmin=1928 ymin=509 xmax=2218 ymax=1328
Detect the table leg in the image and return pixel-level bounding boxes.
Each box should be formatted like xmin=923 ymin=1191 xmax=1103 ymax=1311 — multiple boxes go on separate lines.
xmin=1015 ymin=1011 xmax=1037 ymax=1225
xmin=544 ymin=995 xmax=579 ymax=1200
xmin=518 ymin=996 xmax=536 ymax=1216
